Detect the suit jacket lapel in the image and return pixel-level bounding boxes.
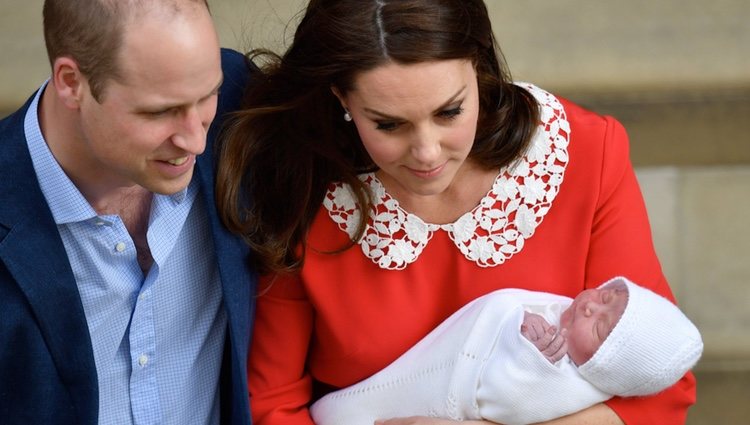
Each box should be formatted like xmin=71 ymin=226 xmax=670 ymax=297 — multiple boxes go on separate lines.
xmin=196 ymin=144 xmax=253 ymax=347
xmin=0 ymin=99 xmax=98 ymax=423
xmin=195 ymin=50 xmax=256 ymax=422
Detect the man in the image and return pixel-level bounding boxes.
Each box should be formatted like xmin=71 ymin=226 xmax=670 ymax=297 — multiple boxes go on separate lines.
xmin=0 ymin=1 xmax=255 ymax=424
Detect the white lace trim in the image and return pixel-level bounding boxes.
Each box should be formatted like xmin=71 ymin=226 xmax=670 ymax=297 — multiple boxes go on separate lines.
xmin=323 ymin=83 xmax=570 ymax=270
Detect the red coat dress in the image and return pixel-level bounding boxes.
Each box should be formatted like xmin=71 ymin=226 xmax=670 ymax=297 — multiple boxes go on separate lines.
xmin=247 ymin=84 xmax=696 ymax=425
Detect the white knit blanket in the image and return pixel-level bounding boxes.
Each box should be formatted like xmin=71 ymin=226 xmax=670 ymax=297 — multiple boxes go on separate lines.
xmin=310 ymin=289 xmax=610 ymax=425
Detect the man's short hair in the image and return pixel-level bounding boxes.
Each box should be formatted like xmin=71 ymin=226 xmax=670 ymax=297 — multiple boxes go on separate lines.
xmin=43 ymin=0 xmax=209 ymax=101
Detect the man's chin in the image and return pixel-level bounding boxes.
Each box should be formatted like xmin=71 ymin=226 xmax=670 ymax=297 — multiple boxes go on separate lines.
xmin=145 ymin=175 xmax=194 ymax=196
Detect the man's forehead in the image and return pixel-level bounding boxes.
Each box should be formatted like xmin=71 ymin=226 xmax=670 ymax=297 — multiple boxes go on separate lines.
xmin=119 ymin=0 xmax=207 ymax=19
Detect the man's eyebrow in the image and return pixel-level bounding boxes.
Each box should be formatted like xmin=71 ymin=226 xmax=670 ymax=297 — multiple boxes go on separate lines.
xmin=137 ymin=77 xmax=223 ymax=113
xmin=195 ymin=77 xmax=224 ymax=103
xmin=208 ymin=77 xmax=224 ymax=97
xmin=363 ymin=85 xmax=467 ymax=120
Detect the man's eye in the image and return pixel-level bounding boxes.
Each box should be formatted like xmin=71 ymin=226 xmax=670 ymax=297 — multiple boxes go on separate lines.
xmin=145 ymin=109 xmax=173 ymax=117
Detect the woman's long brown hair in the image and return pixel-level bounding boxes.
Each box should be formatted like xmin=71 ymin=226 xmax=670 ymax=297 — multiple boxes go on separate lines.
xmin=215 ymin=0 xmax=540 ymax=275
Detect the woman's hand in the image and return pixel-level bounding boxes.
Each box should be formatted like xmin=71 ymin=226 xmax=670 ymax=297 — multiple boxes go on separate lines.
xmin=372 ymin=404 xmax=624 ymax=425
xmin=375 ymin=418 xmax=497 ymax=425
xmin=533 ymin=403 xmax=625 ymax=425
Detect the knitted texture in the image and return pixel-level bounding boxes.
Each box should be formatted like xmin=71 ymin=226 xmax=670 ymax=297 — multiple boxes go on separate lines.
xmin=577 ymin=277 xmax=703 ymax=397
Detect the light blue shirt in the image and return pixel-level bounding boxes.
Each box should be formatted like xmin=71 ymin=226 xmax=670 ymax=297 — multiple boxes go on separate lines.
xmin=24 ymin=84 xmax=227 ymax=425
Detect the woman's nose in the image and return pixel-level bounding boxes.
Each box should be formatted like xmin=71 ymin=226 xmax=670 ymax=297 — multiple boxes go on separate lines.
xmin=410 ymin=125 xmax=441 ymax=164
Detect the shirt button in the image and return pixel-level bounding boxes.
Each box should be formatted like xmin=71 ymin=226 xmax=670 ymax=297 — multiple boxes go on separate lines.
xmin=115 ymin=242 xmax=127 ymax=252
xmin=138 ymin=354 xmax=149 ymax=367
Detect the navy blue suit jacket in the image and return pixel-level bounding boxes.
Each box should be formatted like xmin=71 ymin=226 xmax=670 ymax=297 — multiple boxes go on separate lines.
xmin=0 ymin=49 xmax=256 ymax=425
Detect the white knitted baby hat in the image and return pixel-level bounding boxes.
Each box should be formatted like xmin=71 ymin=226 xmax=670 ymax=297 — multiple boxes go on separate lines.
xmin=576 ymin=276 xmax=703 ymax=397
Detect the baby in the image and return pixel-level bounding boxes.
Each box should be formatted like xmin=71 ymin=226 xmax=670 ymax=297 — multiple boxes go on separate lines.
xmin=310 ymin=277 xmax=703 ymax=425
xmin=520 ymin=279 xmax=629 ymax=366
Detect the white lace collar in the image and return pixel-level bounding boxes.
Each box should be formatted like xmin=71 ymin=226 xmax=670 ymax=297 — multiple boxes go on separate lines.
xmin=323 ymin=83 xmax=570 ymax=270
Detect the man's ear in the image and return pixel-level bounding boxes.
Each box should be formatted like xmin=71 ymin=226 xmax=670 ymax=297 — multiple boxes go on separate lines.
xmin=51 ymin=57 xmax=86 ymax=110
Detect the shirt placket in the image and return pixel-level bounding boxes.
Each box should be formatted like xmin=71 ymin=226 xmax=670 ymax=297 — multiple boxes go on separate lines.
xmin=107 ymin=219 xmax=162 ymax=425
xmin=129 ymin=283 xmax=161 ymax=425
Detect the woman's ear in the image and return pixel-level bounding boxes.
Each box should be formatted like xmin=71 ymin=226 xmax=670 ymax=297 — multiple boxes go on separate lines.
xmin=51 ymin=57 xmax=86 ymax=110
xmin=331 ymin=86 xmax=353 ymax=122
xmin=330 ymin=86 xmax=347 ymax=110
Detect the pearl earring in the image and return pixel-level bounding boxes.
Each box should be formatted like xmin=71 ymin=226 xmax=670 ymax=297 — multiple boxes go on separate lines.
xmin=344 ymin=111 xmax=352 ymax=122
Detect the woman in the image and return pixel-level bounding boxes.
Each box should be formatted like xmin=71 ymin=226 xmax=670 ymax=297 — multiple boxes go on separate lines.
xmin=216 ymin=0 xmax=696 ymax=424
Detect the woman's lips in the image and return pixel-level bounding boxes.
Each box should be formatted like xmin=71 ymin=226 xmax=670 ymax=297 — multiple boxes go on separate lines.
xmin=407 ymin=163 xmax=446 ymax=178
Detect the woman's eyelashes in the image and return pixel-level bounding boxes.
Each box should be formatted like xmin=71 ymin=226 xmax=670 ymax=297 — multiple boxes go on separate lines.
xmin=437 ymin=105 xmax=464 ymax=120
xmin=374 ymin=104 xmax=465 ymax=132
xmin=376 ymin=120 xmax=402 ymax=132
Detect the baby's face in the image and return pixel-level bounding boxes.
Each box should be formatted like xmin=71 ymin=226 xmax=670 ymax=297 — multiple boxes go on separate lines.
xmin=560 ymin=285 xmax=628 ymax=365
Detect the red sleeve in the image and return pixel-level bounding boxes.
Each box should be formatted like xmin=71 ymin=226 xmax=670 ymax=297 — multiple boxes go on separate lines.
xmin=247 ymin=274 xmax=316 ymax=425
xmin=582 ymin=115 xmax=696 ymax=424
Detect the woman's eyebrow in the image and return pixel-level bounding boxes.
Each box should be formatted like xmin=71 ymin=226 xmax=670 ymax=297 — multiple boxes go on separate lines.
xmin=363 ymin=86 xmax=468 ymax=120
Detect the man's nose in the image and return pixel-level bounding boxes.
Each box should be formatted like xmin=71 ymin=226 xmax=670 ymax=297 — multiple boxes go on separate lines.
xmin=172 ymin=106 xmax=208 ymax=154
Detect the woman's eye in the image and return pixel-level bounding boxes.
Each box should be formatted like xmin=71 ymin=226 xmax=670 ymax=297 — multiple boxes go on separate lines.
xmin=438 ymin=106 xmax=463 ymax=120
xmin=376 ymin=121 xmax=400 ymax=132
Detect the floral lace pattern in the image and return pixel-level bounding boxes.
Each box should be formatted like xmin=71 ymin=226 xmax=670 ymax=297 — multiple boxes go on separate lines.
xmin=323 ymin=83 xmax=569 ymax=270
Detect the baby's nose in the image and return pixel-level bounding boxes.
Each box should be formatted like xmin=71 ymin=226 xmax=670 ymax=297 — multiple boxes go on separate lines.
xmin=583 ymin=300 xmax=604 ymax=316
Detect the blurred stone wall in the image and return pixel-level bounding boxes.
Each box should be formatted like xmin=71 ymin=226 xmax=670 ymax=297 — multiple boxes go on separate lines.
xmin=2 ymin=1 xmax=749 ymax=423
xmin=3 ymin=0 xmax=748 ymax=108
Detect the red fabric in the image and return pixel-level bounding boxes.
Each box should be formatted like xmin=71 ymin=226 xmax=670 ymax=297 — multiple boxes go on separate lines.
xmin=247 ymin=98 xmax=696 ymax=425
